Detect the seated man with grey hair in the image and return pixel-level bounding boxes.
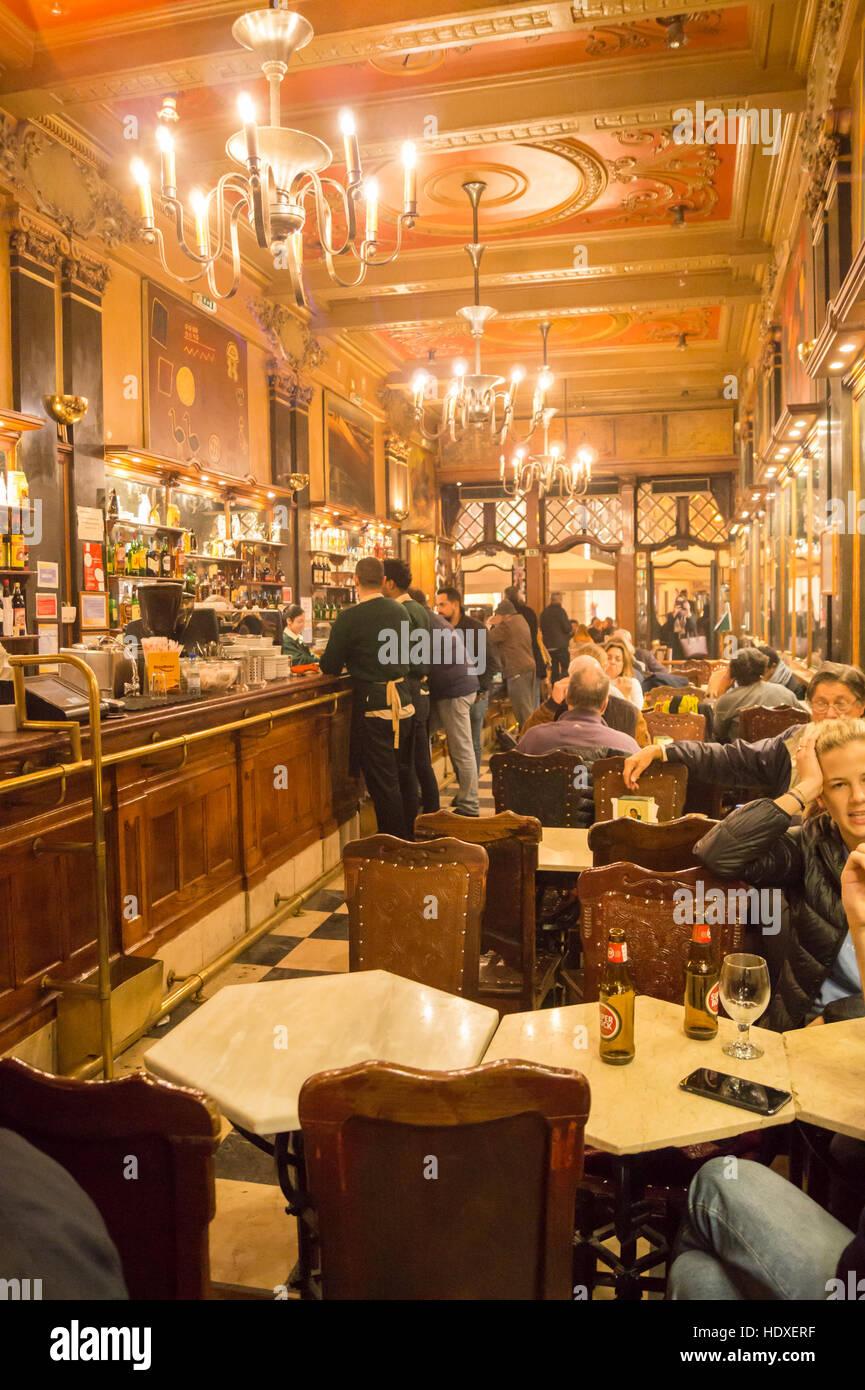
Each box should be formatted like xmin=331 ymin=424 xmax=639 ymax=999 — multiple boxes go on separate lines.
xmin=517 ymin=656 xmax=641 ymax=758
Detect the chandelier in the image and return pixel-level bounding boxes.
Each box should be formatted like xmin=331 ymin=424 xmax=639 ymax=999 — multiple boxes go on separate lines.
xmin=130 ymin=1 xmax=417 ymax=306
xmin=500 ymin=331 xmax=594 ymax=497
xmin=410 ymin=181 xmax=551 ymax=444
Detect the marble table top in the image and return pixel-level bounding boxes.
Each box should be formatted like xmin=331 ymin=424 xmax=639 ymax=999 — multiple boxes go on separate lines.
xmin=483 ymin=995 xmax=793 ymax=1155
xmin=538 ymin=827 xmax=592 ymax=873
xmin=143 ymin=970 xmax=499 ymax=1135
xmin=784 ymin=1016 xmax=865 ymax=1141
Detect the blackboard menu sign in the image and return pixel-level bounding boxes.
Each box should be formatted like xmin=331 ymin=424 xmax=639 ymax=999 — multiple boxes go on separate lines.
xmin=144 ymin=282 xmax=249 ymax=474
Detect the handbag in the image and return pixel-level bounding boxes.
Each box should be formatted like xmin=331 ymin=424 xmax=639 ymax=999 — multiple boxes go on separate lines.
xmin=680 ymin=635 xmax=708 ymax=657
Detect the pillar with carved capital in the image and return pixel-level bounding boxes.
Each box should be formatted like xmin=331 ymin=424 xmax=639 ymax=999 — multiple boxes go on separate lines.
xmin=61 ymin=253 xmax=109 ymax=626
xmin=268 ymin=360 xmax=312 ymax=601
xmin=618 ymin=481 xmax=637 ymax=643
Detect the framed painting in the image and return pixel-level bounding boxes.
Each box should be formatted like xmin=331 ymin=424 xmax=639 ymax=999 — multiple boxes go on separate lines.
xmin=780 ymin=219 xmax=816 ymax=405
xmin=407 ymin=443 xmax=437 ymax=533
xmin=324 ymin=391 xmax=375 ymax=514
xmin=144 ymin=282 xmax=249 ymax=474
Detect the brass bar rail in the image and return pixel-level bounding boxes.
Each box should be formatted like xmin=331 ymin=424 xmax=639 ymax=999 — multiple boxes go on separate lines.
xmin=9 ymin=654 xmax=114 ymax=1079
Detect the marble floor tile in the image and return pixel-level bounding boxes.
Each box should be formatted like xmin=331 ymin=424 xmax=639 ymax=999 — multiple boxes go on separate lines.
xmin=210 ymin=1177 xmax=298 ymax=1295
xmin=307 ymin=913 xmax=350 ymax=941
xmin=233 ymin=935 xmax=304 ymax=968
xmin=267 ymin=909 xmax=332 ymax=939
xmin=214 ymin=1128 xmax=280 ymax=1186
xmin=276 ymin=937 xmax=349 ymax=973
xmin=303 ymin=888 xmax=347 ymax=914
xmin=199 ymin=962 xmax=272 ymax=1000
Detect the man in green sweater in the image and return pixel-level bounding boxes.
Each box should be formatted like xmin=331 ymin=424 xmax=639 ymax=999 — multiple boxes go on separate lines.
xmin=319 ymin=556 xmax=417 ymax=838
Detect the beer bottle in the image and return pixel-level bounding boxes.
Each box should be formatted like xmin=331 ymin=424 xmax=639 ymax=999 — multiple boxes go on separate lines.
xmin=684 ymin=919 xmax=720 ymax=1039
xmin=599 ymin=925 xmax=635 ymax=1065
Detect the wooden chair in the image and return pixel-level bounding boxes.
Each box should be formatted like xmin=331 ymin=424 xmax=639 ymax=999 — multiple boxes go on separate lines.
xmin=414 ymin=809 xmax=559 ymax=1013
xmin=588 ymin=814 xmax=718 ymax=870
xmin=0 ymin=1057 xmax=219 ymax=1300
xmin=576 ymin=862 xmax=746 ymax=1004
xmin=643 ymin=709 xmax=706 ymax=743
xmin=592 ymin=755 xmax=687 ymax=823
xmin=738 ymin=705 xmax=810 ymax=743
xmin=298 ymin=1058 xmax=591 ymax=1300
xmin=643 ymin=684 xmax=707 ymax=706
xmin=342 ymin=834 xmax=487 ymax=996
xmin=490 ymin=748 xmax=591 ymax=827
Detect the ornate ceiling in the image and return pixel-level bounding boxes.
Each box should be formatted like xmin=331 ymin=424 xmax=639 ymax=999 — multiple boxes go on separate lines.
xmin=0 ymin=0 xmax=822 ymax=472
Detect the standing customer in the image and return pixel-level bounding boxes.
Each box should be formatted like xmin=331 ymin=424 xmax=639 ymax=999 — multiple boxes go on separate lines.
xmin=382 ymin=560 xmax=439 ymax=817
xmin=504 ymin=584 xmax=547 ymax=701
xmin=319 ymin=557 xmax=416 ymax=838
xmin=425 ymin=599 xmax=480 ymax=817
xmin=435 ymin=585 xmax=500 ymax=772
xmin=489 ymin=600 xmax=537 ymax=728
xmin=540 ymin=592 xmax=573 ymax=683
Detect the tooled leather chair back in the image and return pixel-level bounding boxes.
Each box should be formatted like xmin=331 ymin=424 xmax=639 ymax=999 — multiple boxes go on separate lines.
xmin=577 ymin=862 xmax=746 ymax=1003
xmin=342 ymin=834 xmax=488 ymax=996
xmin=643 ymin=709 xmax=706 ymax=744
xmin=592 ymin=755 xmax=687 ymax=823
xmin=588 ymin=814 xmax=719 ymax=871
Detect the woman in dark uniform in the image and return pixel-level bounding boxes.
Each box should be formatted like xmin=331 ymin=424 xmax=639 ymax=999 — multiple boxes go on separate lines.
xmin=281 ymin=604 xmax=317 ymax=667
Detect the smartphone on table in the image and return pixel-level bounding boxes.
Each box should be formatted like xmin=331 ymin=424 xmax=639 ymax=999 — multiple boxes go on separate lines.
xmin=679 ymin=1067 xmax=792 ymax=1116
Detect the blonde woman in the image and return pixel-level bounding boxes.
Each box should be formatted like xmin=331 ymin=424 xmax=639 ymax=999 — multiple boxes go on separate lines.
xmin=603 ymin=638 xmax=643 ymax=709
xmin=694 ymin=718 xmax=865 ymax=1030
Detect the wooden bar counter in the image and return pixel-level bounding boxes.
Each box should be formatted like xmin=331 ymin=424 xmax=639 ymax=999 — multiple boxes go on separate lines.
xmin=0 ymin=673 xmax=356 ymax=1054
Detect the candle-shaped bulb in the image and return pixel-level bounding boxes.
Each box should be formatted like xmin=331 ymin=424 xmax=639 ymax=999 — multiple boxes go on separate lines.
xmin=155 ymin=126 xmax=176 ymax=192
xmin=237 ymin=92 xmax=259 ymax=164
xmin=453 ymin=359 xmax=467 ymax=377
xmin=538 ymin=368 xmax=554 ymax=394
xmin=131 ymin=159 xmax=154 ymax=222
xmin=402 ymin=140 xmax=417 ymax=211
xmin=340 ymin=110 xmax=361 ymax=182
xmin=365 ymin=177 xmax=379 ymax=242
xmin=412 ymin=371 xmax=428 ymax=404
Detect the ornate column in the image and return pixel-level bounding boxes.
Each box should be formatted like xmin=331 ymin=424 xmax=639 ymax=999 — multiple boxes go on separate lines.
xmin=267 ymin=359 xmax=313 ymax=601
xmin=61 ymin=250 xmax=110 ymax=622
xmin=9 ymin=216 xmax=67 ymax=637
xmin=618 ymin=480 xmax=637 ymax=639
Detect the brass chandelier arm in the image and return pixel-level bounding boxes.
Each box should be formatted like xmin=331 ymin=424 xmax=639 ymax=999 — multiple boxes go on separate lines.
xmin=202 ymin=195 xmax=250 ymax=302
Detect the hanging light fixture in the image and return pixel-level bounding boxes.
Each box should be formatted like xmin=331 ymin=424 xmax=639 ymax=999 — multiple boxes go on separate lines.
xmin=130 ymin=2 xmax=418 ymax=306
xmin=411 ymin=182 xmax=550 ymax=444
xmin=500 ymin=328 xmax=594 ymax=497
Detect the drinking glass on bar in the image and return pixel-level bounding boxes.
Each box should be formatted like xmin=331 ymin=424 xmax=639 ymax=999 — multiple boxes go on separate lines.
xmin=719 ymin=953 xmax=770 ymax=1060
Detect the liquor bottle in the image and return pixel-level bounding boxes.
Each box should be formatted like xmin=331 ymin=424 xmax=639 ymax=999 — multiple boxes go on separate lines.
xmin=107 ymin=488 xmax=120 ymax=519
xmin=683 ymin=920 xmax=720 ymax=1040
xmin=131 ymin=585 xmax=141 ymax=621
xmin=1 ymin=581 xmax=12 ymax=637
xmin=599 ymin=925 xmax=635 ymax=1065
xmin=8 ymin=534 xmax=26 ymax=569
xmin=173 ymin=537 xmax=185 ymax=577
xmin=146 ymin=538 xmax=160 ymax=577
xmin=160 ymin=537 xmax=171 ymax=577
xmin=11 ymin=582 xmax=25 ymax=636
xmin=115 ymin=536 xmax=126 ymax=575
xmin=109 ymin=592 xmax=118 ymax=628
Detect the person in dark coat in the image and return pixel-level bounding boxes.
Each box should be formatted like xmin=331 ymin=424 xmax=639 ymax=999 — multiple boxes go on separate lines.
xmin=758 ymin=644 xmax=809 ymax=700
xmin=623 ymin=662 xmax=865 ymax=798
xmin=504 ymin=585 xmax=547 ymax=695
xmin=693 ymin=717 xmax=865 ymax=1031
xmin=540 ymin=593 xmax=573 ymax=684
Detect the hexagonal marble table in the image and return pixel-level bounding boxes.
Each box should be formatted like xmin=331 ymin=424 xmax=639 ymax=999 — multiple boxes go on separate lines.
xmin=145 ymin=969 xmax=499 ymax=1297
xmin=483 ymin=995 xmax=794 ymax=1300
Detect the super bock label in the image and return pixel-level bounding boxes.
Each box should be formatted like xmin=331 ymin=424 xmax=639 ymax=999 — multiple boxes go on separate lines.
xmin=600 ymin=1002 xmax=622 ymax=1040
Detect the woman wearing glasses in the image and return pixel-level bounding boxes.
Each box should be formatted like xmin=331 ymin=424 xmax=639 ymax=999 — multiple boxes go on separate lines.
xmin=623 ymin=661 xmax=865 ymax=798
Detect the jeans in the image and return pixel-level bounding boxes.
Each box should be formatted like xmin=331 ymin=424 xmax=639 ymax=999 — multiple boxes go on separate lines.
xmin=506 ymin=670 xmax=537 ymax=729
xmin=435 ymin=694 xmax=479 ymax=815
xmin=469 ymin=690 xmax=488 ymax=772
xmin=668 ymin=1158 xmax=853 ymax=1300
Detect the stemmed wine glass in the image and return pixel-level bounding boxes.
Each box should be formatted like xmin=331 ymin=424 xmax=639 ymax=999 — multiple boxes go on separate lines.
xmin=719 ymin=953 xmax=771 ymax=1060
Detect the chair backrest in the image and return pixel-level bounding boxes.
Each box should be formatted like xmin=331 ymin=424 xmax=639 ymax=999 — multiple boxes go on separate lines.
xmin=592 ymin=755 xmax=687 ymax=823
xmin=0 ymin=1058 xmax=219 ymax=1300
xmin=489 ymin=749 xmax=590 ymax=826
xmin=644 ymin=709 xmax=706 ymax=743
xmin=738 ymin=704 xmax=810 ymax=742
xmin=342 ymin=834 xmax=488 ymax=995
xmin=588 ymin=813 xmax=719 ymax=870
xmin=577 ymin=862 xmax=746 ymax=1003
xmin=414 ymin=810 xmax=541 ymax=1006
xmin=671 ymin=660 xmax=715 ymax=685
xmin=298 ymin=1058 xmax=591 ymax=1300
xmin=644 ymin=684 xmax=706 ymax=706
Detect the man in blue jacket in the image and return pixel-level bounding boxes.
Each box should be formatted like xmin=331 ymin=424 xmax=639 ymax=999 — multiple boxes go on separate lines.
xmin=423 ymin=594 xmax=480 ymax=817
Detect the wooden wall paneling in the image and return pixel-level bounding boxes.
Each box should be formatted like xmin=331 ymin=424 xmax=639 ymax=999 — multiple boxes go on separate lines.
xmin=238 ymin=713 xmax=334 ymax=885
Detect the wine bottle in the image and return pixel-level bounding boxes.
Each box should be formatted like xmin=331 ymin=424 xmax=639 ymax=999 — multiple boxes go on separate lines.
xmin=11 ymin=582 xmax=25 ymax=636
xmin=146 ymin=538 xmax=159 ymax=577
xmin=160 ymin=537 xmax=171 ymax=577
xmin=108 ymin=488 xmax=120 ymax=519
xmin=1 ymin=580 xmax=11 ymax=637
